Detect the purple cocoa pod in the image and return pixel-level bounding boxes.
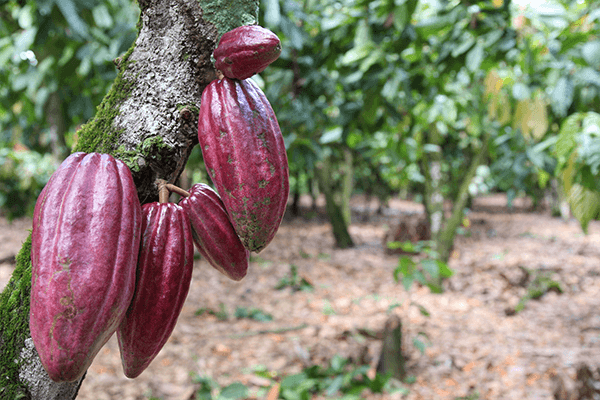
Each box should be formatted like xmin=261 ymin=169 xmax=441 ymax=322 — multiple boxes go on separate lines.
xmin=214 ymin=25 xmax=281 ymax=80
xmin=198 ymin=77 xmax=289 ymax=252
xmin=179 ymin=183 xmax=249 ymax=281
xmin=30 ymin=152 xmax=142 ymax=382
xmin=117 ymin=202 xmax=194 ymax=378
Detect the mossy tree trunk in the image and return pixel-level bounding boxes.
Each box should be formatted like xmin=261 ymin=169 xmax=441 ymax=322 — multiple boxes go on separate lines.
xmin=422 ymin=132 xmax=490 ymax=263
xmin=435 ymin=133 xmax=489 ymax=262
xmin=0 ymin=0 xmax=258 ymax=398
xmin=315 ymin=157 xmax=354 ymax=249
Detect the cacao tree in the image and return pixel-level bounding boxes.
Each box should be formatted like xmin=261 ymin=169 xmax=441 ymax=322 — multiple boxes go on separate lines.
xmin=0 ymin=0 xmax=261 ymax=397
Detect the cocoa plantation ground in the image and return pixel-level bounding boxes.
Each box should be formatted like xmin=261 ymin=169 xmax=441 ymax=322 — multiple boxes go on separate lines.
xmin=1 ymin=194 xmax=599 ymax=399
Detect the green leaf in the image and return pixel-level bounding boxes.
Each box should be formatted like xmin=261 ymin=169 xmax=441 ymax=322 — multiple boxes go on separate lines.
xmin=555 ymin=112 xmax=584 ymax=163
xmin=567 ymin=184 xmax=600 ymax=234
xmin=325 ymin=375 xmax=344 ymax=396
xmin=412 ymin=337 xmax=427 ymax=354
xmin=340 ymin=45 xmax=372 ymax=65
xmin=512 ymin=83 xmax=530 ymax=100
xmin=582 ymin=41 xmax=600 ymax=70
xmin=451 ymin=34 xmax=475 ymax=57
xmin=263 ymin=0 xmax=281 ymax=27
xmin=401 ymin=275 xmax=414 ymax=291
xmin=320 ymin=127 xmax=343 ymax=144
xmin=466 ymin=41 xmax=484 ymax=72
xmin=354 ymin=19 xmax=371 ymax=48
xmin=93 ymin=5 xmax=113 ymax=28
xmin=281 ymin=373 xmax=308 ymax=390
xmin=219 ymin=382 xmax=248 ymax=399
xmin=551 ymin=77 xmax=574 ymax=117
xmin=576 ymin=67 xmax=600 ymax=87
xmin=56 ymin=0 xmax=90 ymax=38
xmin=437 ymin=260 xmax=454 ymax=278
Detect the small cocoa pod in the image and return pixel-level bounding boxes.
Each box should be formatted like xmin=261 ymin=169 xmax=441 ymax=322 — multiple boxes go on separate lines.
xmin=214 ymin=25 xmax=281 ymax=80
xmin=179 ymin=183 xmax=249 ymax=281
xmin=30 ymin=152 xmax=142 ymax=382
xmin=198 ymin=77 xmax=289 ymax=252
xmin=117 ymin=202 xmax=194 ymax=378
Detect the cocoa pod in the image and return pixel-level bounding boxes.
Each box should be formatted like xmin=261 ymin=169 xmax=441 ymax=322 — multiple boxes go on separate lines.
xmin=30 ymin=152 xmax=142 ymax=382
xmin=179 ymin=183 xmax=249 ymax=281
xmin=198 ymin=77 xmax=289 ymax=252
xmin=117 ymin=202 xmax=194 ymax=378
xmin=214 ymin=25 xmax=281 ymax=80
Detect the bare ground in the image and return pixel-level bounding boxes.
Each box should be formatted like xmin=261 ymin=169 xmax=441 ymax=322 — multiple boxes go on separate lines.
xmin=1 ymin=194 xmax=599 ymax=400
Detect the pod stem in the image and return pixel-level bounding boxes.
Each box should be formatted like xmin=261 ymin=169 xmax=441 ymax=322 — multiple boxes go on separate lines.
xmin=155 ymin=179 xmax=190 ymax=203
xmin=165 ymin=184 xmax=190 ymax=198
xmin=157 ymin=179 xmax=170 ymax=204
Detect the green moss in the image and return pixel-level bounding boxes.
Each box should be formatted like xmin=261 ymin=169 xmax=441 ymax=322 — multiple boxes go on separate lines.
xmin=112 ymin=136 xmax=170 ymax=173
xmin=73 ymin=43 xmax=138 ymax=162
xmin=198 ymin=0 xmax=259 ymax=37
xmin=140 ymin=136 xmax=165 ymax=161
xmin=0 ymin=234 xmax=33 ymax=398
xmin=176 ymin=104 xmax=199 ymax=114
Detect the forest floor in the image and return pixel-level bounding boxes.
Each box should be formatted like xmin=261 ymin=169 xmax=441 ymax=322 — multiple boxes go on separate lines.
xmin=1 ymin=193 xmax=599 ymax=400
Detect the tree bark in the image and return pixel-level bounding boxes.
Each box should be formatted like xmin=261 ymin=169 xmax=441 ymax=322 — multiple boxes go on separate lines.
xmin=435 ymin=133 xmax=489 ymax=262
xmin=0 ymin=0 xmax=258 ymax=398
xmin=315 ymin=158 xmax=354 ymax=249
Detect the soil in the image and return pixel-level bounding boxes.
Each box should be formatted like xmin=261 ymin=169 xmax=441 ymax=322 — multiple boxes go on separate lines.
xmin=1 ymin=194 xmax=599 ymax=400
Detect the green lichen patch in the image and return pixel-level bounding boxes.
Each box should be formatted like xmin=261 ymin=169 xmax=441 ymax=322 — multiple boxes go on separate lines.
xmin=114 ymin=136 xmax=168 ymax=173
xmin=197 ymin=0 xmax=258 ymax=37
xmin=176 ymin=104 xmax=199 ymax=115
xmin=0 ymin=234 xmax=33 ymax=398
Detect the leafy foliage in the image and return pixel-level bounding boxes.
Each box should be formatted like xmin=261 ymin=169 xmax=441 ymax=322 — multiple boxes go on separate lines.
xmin=513 ymin=269 xmax=563 ymax=314
xmin=192 ymin=355 xmax=407 ymax=399
xmin=555 ymin=112 xmax=600 ymax=232
xmin=390 ymin=241 xmax=454 ymax=293
xmin=0 ymin=0 xmax=138 ymax=217
xmin=275 ymin=264 xmax=314 ymax=292
xmin=0 ymin=147 xmax=57 ymax=219
xmin=234 ymin=307 xmax=273 ymax=322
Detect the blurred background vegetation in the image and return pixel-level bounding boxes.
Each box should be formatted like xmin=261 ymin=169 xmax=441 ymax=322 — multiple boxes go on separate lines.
xmin=0 ymin=0 xmax=599 ymax=260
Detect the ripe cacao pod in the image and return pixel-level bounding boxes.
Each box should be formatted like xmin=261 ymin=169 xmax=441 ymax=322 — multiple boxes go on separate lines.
xmin=179 ymin=183 xmax=249 ymax=281
xmin=117 ymin=202 xmax=194 ymax=378
xmin=214 ymin=25 xmax=281 ymax=80
xmin=30 ymin=152 xmax=142 ymax=382
xmin=198 ymin=77 xmax=289 ymax=252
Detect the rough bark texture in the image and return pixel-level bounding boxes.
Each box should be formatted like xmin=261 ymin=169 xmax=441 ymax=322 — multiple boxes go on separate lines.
xmin=0 ymin=0 xmax=258 ymax=398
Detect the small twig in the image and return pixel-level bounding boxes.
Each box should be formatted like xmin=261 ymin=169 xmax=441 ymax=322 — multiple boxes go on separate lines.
xmin=228 ymin=323 xmax=309 ymax=339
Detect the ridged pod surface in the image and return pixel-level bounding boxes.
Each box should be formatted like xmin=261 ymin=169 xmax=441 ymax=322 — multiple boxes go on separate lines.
xmin=30 ymin=152 xmax=142 ymax=382
xmin=179 ymin=183 xmax=249 ymax=281
xmin=117 ymin=202 xmax=194 ymax=378
xmin=198 ymin=77 xmax=289 ymax=252
xmin=214 ymin=25 xmax=281 ymax=80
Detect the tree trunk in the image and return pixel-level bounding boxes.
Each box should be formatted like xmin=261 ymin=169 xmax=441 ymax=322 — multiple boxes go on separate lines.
xmin=422 ymin=130 xmax=490 ymax=263
xmin=0 ymin=0 xmax=258 ymax=398
xmin=340 ymin=147 xmax=353 ymax=226
xmin=422 ymin=130 xmax=444 ymax=244
xmin=315 ymin=158 xmax=354 ymax=249
xmin=376 ymin=314 xmax=406 ymax=380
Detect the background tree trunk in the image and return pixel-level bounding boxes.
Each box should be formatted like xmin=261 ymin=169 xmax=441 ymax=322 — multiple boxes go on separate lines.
xmin=315 ymin=158 xmax=354 ymax=249
xmin=0 ymin=0 xmax=258 ymax=397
